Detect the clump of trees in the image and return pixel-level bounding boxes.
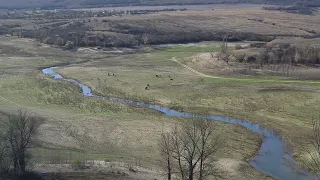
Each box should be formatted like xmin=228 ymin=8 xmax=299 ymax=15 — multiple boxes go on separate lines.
xmin=239 ymin=45 xmax=320 ymax=66
xmin=0 ymin=110 xmax=44 ymax=177
xmin=159 ymin=118 xmax=224 ymax=180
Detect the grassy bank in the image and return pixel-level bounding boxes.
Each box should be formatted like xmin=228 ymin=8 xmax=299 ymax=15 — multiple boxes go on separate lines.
xmin=55 ymin=43 xmax=320 ymax=173
xmin=0 ymin=37 xmax=271 ymax=179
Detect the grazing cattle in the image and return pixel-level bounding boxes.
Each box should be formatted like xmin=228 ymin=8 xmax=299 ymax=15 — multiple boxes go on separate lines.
xmin=113 ymin=74 xmax=115 ymax=76
xmin=147 ymin=84 xmax=150 ymax=87
xmin=156 ymin=75 xmax=159 ymax=78
xmin=145 ymin=87 xmax=149 ymax=90
xmin=108 ymin=73 xmax=110 ymax=76
xmin=170 ymin=78 xmax=173 ymax=81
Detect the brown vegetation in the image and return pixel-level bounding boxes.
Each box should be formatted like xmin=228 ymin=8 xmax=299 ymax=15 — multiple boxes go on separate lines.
xmin=0 ymin=110 xmax=44 ymax=177
xmin=300 ymin=114 xmax=320 ymax=179
xmin=3 ymin=8 xmax=320 ymax=48
xmin=159 ymin=118 xmax=224 ymax=180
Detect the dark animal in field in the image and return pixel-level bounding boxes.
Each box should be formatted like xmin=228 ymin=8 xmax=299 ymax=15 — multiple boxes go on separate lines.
xmin=113 ymin=74 xmax=115 ymax=76
xmin=108 ymin=73 xmax=110 ymax=76
xmin=145 ymin=87 xmax=149 ymax=90
xmin=170 ymin=78 xmax=173 ymax=81
xmin=156 ymin=75 xmax=159 ymax=78
xmin=147 ymin=84 xmax=150 ymax=87
xmin=200 ymin=78 xmax=204 ymax=82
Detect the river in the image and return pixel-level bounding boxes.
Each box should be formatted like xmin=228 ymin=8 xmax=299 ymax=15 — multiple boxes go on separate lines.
xmin=42 ymin=66 xmax=316 ymax=180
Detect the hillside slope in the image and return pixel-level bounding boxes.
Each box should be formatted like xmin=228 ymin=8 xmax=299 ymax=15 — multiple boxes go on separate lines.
xmin=0 ymin=0 xmax=301 ymax=9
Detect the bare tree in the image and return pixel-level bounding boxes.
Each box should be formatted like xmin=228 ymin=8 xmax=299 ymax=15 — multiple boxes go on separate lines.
xmin=0 ymin=129 xmax=9 ymax=173
xmin=55 ymin=37 xmax=65 ymax=46
xmin=301 ymin=114 xmax=320 ymax=180
xmin=159 ymin=132 xmax=174 ymax=180
xmin=159 ymin=119 xmax=224 ymax=180
xmin=259 ymin=48 xmax=271 ymax=68
xmin=217 ymin=35 xmax=231 ymax=64
xmin=196 ymin=119 xmax=224 ymax=180
xmin=83 ymin=35 xmax=89 ymax=47
xmin=4 ymin=110 xmax=44 ymax=174
xmin=141 ymin=33 xmax=149 ymax=45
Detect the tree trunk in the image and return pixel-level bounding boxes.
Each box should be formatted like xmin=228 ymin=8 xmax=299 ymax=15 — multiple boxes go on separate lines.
xmin=19 ymin=152 xmax=26 ymax=173
xmin=199 ymin=158 xmax=203 ymax=180
xmin=167 ymin=156 xmax=171 ymax=180
xmin=13 ymin=156 xmax=18 ymax=173
xmin=188 ymin=161 xmax=193 ymax=180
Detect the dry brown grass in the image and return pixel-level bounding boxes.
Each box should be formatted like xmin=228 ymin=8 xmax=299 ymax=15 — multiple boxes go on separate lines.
xmin=90 ymin=8 xmax=320 ymax=36
xmin=0 ymin=37 xmax=271 ymax=180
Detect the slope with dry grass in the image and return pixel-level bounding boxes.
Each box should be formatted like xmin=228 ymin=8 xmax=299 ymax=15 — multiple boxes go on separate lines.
xmin=0 ymin=37 xmax=272 ymax=179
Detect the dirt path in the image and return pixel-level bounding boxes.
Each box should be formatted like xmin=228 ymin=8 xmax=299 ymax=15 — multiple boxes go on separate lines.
xmin=171 ymin=57 xmax=320 ymax=84
xmin=172 ymin=57 xmax=219 ymax=78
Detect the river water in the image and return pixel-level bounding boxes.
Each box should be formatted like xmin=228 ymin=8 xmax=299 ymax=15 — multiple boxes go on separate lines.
xmin=42 ymin=67 xmax=316 ymax=180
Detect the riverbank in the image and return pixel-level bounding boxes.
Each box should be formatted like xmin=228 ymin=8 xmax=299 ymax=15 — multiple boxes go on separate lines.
xmin=0 ymin=37 xmax=272 ymax=179
xmin=54 ymin=41 xmax=320 ymax=177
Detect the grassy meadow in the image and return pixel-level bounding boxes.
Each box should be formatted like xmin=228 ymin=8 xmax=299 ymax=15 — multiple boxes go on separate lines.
xmin=55 ymin=42 xmax=320 ymax=172
xmin=0 ymin=37 xmax=274 ymax=179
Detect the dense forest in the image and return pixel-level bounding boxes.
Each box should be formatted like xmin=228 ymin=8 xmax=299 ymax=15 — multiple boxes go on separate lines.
xmin=0 ymin=0 xmax=319 ymax=9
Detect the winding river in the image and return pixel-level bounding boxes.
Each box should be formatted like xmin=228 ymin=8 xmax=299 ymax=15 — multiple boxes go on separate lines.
xmin=42 ymin=66 xmax=316 ymax=180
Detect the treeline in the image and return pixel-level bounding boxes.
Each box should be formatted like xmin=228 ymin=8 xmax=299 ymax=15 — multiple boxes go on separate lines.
xmin=236 ymin=44 xmax=320 ymax=66
xmin=263 ymin=0 xmax=320 ymax=15
xmin=35 ymin=30 xmax=273 ymax=48
xmin=13 ymin=20 xmax=274 ymax=48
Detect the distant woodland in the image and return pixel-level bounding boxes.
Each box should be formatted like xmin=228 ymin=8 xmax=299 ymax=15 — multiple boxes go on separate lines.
xmin=0 ymin=0 xmax=319 ymax=9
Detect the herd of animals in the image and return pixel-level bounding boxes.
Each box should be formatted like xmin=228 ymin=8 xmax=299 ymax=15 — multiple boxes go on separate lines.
xmin=145 ymin=74 xmax=174 ymax=90
xmin=99 ymin=73 xmax=174 ymax=91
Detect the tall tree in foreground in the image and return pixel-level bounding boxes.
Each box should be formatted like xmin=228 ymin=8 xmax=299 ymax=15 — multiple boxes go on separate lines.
xmin=159 ymin=118 xmax=224 ymax=180
xmin=5 ymin=110 xmax=44 ymax=174
xmin=301 ymin=114 xmax=320 ymax=180
xmin=159 ymin=132 xmax=174 ymax=180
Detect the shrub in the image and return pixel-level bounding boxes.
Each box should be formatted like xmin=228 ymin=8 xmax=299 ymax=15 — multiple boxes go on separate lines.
xmin=43 ymin=37 xmax=54 ymax=45
xmin=64 ymin=41 xmax=75 ymax=50
xmin=71 ymin=159 xmax=85 ymax=170
xmin=55 ymin=37 xmax=65 ymax=46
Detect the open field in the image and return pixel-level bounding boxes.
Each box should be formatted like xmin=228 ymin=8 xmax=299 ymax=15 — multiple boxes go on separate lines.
xmin=53 ymin=39 xmax=320 ymax=173
xmin=0 ymin=37 xmax=274 ymax=179
xmin=0 ymin=3 xmax=319 ymax=179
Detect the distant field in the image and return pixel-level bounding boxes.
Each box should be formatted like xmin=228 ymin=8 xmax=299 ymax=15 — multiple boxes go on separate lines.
xmin=72 ymin=4 xmax=269 ymax=11
xmin=1 ymin=6 xmax=319 ymax=48
xmin=87 ymin=8 xmax=320 ymax=36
